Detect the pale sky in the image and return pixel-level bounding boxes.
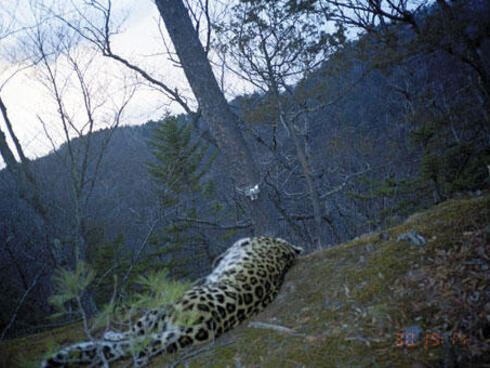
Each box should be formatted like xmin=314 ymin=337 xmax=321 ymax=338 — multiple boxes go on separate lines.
xmin=0 ymin=0 xmax=251 ymax=165
xmin=1 ymin=0 xmax=406 ymax=167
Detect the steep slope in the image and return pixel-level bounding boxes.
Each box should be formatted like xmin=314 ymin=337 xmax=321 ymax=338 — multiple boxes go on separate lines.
xmin=1 ymin=193 xmax=488 ymax=367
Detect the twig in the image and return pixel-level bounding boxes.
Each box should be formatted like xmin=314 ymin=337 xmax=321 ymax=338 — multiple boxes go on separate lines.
xmin=92 ymin=263 xmax=118 ymax=291
xmin=0 ymin=267 xmax=44 ymax=341
xmin=319 ymin=165 xmax=372 ymax=199
xmin=174 ymin=217 xmax=251 ymax=230
xmin=165 ymin=340 xmax=235 ymax=368
xmin=119 ymin=221 xmax=157 ymax=290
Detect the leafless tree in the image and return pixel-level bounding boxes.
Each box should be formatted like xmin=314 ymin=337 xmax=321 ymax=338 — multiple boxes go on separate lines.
xmin=211 ymin=1 xmax=348 ymax=248
xmin=0 ymin=2 xmax=135 ymax=320
xmin=50 ymin=0 xmax=278 ymax=234
xmin=314 ymin=0 xmax=490 ymax=100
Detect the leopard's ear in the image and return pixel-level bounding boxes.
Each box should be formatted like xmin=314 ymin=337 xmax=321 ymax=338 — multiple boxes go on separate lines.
xmin=292 ymin=245 xmax=303 ymax=254
xmin=211 ymin=253 xmax=224 ymax=269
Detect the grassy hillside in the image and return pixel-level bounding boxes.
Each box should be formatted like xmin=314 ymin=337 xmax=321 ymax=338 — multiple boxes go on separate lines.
xmin=1 ymin=194 xmax=489 ymax=368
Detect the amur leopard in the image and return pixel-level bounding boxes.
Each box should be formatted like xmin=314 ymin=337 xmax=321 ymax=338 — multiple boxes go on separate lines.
xmin=41 ymin=236 xmax=302 ymax=367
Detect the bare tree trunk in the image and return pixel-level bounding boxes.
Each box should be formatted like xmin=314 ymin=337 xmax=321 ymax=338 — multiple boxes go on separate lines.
xmin=280 ymin=114 xmax=323 ymax=248
xmin=0 ymin=96 xmax=49 ymax=223
xmin=154 ymin=0 xmax=275 ymax=235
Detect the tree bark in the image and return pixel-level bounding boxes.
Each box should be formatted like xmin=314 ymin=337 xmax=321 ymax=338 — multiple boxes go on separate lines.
xmin=0 ymin=96 xmax=49 ymax=223
xmin=154 ymin=0 xmax=275 ymax=235
xmin=280 ymin=113 xmax=323 ymax=248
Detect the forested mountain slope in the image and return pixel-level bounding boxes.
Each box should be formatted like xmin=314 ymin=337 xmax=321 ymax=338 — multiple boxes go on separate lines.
xmin=0 ymin=193 xmax=488 ymax=367
xmin=1 ymin=0 xmax=489 ymax=343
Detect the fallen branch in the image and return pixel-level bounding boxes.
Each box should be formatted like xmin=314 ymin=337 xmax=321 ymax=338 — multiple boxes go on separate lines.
xmin=248 ymin=322 xmax=299 ymax=335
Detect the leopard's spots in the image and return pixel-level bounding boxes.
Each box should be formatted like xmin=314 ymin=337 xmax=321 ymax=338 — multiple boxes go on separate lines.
xmin=41 ymin=237 xmax=301 ymax=368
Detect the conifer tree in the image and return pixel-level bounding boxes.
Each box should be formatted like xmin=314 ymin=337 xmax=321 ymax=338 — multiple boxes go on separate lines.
xmin=147 ymin=115 xmax=215 ymax=210
xmin=146 ymin=115 xmax=217 ymax=277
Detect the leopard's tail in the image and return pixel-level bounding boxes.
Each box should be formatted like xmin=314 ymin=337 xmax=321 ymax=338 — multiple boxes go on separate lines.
xmin=41 ymin=338 xmax=129 ymax=368
xmin=40 ymin=328 xmax=186 ymax=368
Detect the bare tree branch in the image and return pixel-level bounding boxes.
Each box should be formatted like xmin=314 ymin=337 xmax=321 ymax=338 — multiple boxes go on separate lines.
xmin=174 ymin=217 xmax=251 ymax=230
xmin=0 ymin=267 xmax=44 ymax=341
xmin=119 ymin=221 xmax=157 ymax=291
xmin=50 ymin=1 xmax=195 ymax=115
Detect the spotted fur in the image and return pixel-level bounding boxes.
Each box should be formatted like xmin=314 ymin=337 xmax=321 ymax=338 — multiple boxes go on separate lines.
xmin=41 ymin=237 xmax=302 ymax=367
